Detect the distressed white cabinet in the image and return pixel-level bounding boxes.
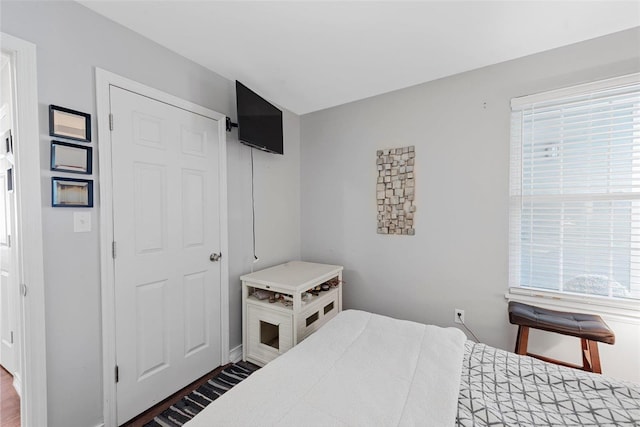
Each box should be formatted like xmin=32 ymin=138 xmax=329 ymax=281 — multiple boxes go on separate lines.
xmin=241 ymin=261 xmax=344 ymax=366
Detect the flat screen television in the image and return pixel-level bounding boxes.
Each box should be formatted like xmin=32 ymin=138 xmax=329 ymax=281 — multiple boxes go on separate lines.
xmin=236 ymin=81 xmax=284 ymax=155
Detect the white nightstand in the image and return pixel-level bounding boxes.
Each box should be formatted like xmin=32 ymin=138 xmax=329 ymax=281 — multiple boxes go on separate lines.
xmin=241 ymin=261 xmax=344 ymax=366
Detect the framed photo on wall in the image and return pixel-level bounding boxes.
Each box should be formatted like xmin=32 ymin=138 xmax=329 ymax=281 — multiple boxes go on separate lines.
xmin=3 ymin=129 xmax=12 ymax=154
xmin=7 ymin=168 xmax=13 ymax=192
xmin=50 ymin=140 xmax=92 ymax=174
xmin=51 ymin=177 xmax=93 ymax=207
xmin=49 ymin=105 xmax=91 ymax=142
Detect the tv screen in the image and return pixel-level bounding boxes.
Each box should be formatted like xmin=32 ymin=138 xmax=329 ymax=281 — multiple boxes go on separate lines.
xmin=236 ymin=81 xmax=284 ymax=155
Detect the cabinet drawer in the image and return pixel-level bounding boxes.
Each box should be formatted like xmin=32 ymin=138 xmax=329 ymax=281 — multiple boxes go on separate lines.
xmin=246 ymin=304 xmax=293 ymax=365
xmin=297 ymin=292 xmax=339 ymax=341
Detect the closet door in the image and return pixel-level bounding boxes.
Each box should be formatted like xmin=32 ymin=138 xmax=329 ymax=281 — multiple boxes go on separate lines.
xmin=109 ymin=86 xmax=222 ymax=424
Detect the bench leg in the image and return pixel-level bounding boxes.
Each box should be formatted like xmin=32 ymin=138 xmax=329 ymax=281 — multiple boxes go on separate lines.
xmin=584 ymin=339 xmax=602 ymax=374
xmin=581 ymin=338 xmax=591 ymax=371
xmin=515 ymin=326 xmax=529 ymax=355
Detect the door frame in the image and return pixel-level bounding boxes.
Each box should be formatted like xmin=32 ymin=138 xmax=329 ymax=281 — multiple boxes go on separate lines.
xmin=95 ymin=68 xmax=230 ymax=427
xmin=1 ymin=32 xmax=48 ymax=427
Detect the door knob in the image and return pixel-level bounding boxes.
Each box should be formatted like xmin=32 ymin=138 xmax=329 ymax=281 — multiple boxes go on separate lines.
xmin=210 ymin=253 xmax=221 ymax=262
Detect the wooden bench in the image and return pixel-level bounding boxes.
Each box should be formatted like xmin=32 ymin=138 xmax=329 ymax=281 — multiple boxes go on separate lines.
xmin=508 ymin=301 xmax=615 ymax=374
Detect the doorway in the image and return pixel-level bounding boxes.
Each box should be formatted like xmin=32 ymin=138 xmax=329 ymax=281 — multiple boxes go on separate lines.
xmin=0 ymin=50 xmax=20 ymax=427
xmin=1 ymin=33 xmax=48 ymax=427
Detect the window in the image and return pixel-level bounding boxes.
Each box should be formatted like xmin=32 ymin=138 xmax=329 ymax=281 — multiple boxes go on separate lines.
xmin=509 ymin=74 xmax=640 ymax=301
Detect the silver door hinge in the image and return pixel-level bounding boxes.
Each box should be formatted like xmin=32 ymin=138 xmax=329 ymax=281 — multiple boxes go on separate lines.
xmin=10 ymin=331 xmax=13 ymax=344
xmin=20 ymin=284 xmax=27 ymax=297
xmin=115 ymin=365 xmax=119 ymax=383
xmin=109 ymin=113 xmax=114 ymax=131
xmin=112 ymin=241 xmax=117 ymax=259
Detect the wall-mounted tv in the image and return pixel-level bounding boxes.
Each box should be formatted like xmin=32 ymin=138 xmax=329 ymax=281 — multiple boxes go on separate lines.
xmin=236 ymin=81 xmax=284 ymax=155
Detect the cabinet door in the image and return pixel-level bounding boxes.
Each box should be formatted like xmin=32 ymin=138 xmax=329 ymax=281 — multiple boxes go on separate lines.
xmin=297 ymin=291 xmax=339 ymax=342
xmin=246 ymin=305 xmax=292 ymax=365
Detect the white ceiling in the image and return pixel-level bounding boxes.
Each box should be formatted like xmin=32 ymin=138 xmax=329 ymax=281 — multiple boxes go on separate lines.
xmin=78 ymin=1 xmax=640 ymax=115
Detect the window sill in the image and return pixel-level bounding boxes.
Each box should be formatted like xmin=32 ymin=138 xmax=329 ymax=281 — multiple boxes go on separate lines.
xmin=506 ymin=288 xmax=640 ymax=325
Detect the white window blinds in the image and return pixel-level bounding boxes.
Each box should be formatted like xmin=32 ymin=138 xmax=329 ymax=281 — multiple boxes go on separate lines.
xmin=510 ymin=74 xmax=640 ymax=300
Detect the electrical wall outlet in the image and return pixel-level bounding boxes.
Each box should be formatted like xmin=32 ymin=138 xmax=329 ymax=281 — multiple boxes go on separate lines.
xmin=454 ymin=309 xmax=465 ymax=324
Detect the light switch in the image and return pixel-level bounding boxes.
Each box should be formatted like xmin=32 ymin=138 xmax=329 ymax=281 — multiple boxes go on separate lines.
xmin=74 ymin=211 xmax=91 ymax=232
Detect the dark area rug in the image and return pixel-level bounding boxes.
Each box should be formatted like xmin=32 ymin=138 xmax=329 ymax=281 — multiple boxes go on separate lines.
xmin=143 ymin=361 xmax=259 ymax=427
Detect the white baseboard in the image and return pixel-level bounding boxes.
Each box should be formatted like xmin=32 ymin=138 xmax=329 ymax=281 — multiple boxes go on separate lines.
xmin=229 ymin=344 xmax=242 ymax=363
xmin=12 ymin=374 xmax=22 ymax=398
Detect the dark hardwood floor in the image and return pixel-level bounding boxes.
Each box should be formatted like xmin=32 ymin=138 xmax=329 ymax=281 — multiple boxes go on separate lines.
xmin=121 ymin=363 xmax=231 ymax=427
xmin=0 ymin=364 xmax=20 ymax=427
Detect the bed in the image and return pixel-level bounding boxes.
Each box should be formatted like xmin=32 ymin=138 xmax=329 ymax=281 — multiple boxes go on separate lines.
xmin=185 ymin=310 xmax=640 ymax=426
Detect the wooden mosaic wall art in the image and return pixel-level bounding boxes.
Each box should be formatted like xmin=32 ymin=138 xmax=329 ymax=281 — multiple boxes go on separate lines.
xmin=376 ymin=146 xmax=416 ymax=235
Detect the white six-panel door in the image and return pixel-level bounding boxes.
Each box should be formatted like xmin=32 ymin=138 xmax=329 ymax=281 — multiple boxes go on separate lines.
xmin=110 ymin=86 xmax=222 ymax=424
xmin=0 ymin=128 xmax=17 ymax=375
xmin=1 ymin=56 xmax=18 ymax=376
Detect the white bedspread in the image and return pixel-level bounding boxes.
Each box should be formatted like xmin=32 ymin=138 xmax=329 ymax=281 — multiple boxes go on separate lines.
xmin=185 ymin=310 xmax=467 ymax=427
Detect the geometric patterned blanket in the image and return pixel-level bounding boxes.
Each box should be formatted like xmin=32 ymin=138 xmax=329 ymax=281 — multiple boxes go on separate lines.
xmin=456 ymin=341 xmax=640 ymax=426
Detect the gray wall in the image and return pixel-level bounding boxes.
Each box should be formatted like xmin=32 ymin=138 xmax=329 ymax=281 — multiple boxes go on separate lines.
xmin=2 ymin=0 xmax=638 ymax=423
xmin=301 ymin=28 xmax=640 ymax=382
xmin=1 ymin=1 xmax=300 ymax=426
